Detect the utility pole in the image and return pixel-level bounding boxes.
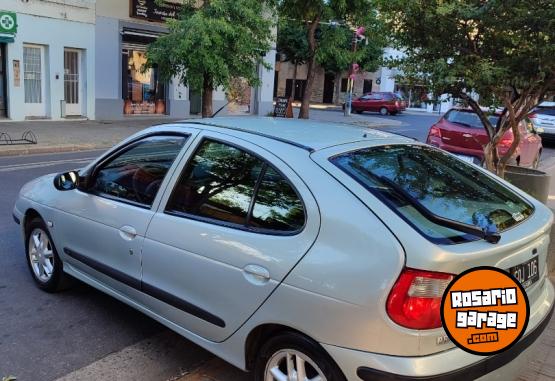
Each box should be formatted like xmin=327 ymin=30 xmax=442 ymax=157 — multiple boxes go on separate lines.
xmin=344 ymin=26 xmax=365 ymax=117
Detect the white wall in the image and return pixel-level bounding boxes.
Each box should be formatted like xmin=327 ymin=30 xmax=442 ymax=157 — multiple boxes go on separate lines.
xmin=5 ymin=13 xmax=95 ymax=120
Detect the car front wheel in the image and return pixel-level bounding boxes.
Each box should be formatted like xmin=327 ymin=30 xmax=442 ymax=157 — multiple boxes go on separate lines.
xmin=254 ymin=332 xmax=346 ymax=381
xmin=25 ymin=217 xmax=71 ymax=292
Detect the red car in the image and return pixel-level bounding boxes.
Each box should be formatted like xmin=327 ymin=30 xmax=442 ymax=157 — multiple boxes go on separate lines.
xmin=349 ymin=92 xmax=407 ymax=115
xmin=426 ymin=108 xmax=542 ymax=168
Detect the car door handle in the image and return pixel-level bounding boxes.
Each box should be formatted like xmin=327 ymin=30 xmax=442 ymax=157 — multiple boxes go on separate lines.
xmin=243 ymin=264 xmax=271 ymax=285
xmin=119 ymin=225 xmax=137 ymax=241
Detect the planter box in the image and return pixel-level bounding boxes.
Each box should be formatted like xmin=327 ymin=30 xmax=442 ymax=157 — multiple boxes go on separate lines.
xmin=504 ymin=165 xmax=551 ymax=204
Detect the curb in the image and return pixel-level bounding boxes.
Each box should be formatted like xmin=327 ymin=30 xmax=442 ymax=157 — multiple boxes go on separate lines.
xmin=0 ymin=144 xmax=111 ymax=157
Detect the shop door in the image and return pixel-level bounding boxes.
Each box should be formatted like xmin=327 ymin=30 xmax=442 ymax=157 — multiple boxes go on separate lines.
xmin=190 ymin=89 xmax=201 ymax=114
xmin=323 ymin=73 xmax=335 ymax=104
xmin=64 ymin=49 xmax=82 ymax=116
xmin=0 ymin=43 xmax=6 ymax=118
xmin=23 ymin=45 xmax=46 ymax=117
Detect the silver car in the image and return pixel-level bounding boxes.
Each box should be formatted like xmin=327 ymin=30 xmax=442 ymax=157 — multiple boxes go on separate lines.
xmin=13 ymin=118 xmax=554 ymax=381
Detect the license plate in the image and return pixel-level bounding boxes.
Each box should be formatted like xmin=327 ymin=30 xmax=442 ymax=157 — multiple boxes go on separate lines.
xmin=509 ymin=258 xmax=539 ymax=288
xmin=455 ymin=154 xmax=476 ymax=164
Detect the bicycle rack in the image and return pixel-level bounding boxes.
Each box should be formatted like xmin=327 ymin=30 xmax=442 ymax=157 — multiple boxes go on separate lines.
xmin=0 ymin=131 xmax=38 ymax=145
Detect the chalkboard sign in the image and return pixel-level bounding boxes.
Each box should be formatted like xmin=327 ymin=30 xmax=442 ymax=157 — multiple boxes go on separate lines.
xmin=273 ymin=97 xmax=293 ymax=118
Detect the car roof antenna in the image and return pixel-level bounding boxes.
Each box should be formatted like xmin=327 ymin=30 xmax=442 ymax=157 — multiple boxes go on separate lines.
xmin=211 ymin=101 xmax=230 ymax=118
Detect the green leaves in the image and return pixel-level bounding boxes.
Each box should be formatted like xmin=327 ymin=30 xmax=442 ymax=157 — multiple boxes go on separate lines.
xmin=145 ymin=0 xmax=273 ymax=93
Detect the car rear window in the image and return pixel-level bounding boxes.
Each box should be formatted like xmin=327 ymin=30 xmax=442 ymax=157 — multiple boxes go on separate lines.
xmin=445 ymin=110 xmax=499 ymax=128
xmin=331 ymin=145 xmax=534 ymax=244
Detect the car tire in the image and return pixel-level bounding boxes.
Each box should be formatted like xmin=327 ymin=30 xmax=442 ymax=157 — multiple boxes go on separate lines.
xmin=355 ymin=109 xmax=363 ymax=114
xmin=254 ymin=331 xmax=346 ymax=381
xmin=379 ymin=107 xmax=389 ymax=116
xmin=25 ymin=217 xmax=71 ymax=292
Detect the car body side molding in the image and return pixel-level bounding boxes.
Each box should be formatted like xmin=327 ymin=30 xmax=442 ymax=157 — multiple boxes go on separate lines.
xmin=63 ymin=247 xmax=226 ymax=328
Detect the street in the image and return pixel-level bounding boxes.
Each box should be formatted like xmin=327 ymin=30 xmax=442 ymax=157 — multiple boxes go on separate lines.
xmin=0 ymin=113 xmax=554 ymax=381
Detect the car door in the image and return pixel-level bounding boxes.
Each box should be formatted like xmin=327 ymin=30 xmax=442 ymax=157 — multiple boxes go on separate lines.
xmin=140 ymin=132 xmax=320 ymax=341
xmin=56 ymin=132 xmax=193 ymax=293
xmin=367 ymin=93 xmax=383 ymax=111
xmin=519 ymin=119 xmax=541 ymax=167
xmin=353 ymin=94 xmax=371 ymax=110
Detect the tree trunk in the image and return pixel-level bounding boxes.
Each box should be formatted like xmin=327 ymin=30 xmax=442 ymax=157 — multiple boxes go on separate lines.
xmin=299 ymin=16 xmax=320 ymax=119
xmin=334 ymin=71 xmax=341 ymax=105
xmin=202 ymin=73 xmax=213 ymax=118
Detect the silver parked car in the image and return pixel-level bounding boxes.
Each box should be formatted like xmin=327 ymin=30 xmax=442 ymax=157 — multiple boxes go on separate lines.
xmin=13 ymin=118 xmax=554 ymax=381
xmin=530 ymin=101 xmax=555 ymax=139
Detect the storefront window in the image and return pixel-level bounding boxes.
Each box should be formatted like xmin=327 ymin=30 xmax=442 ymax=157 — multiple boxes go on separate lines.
xmin=122 ymin=49 xmax=165 ymax=115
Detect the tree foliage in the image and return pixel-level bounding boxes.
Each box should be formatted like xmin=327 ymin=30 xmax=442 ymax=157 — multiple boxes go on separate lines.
xmin=277 ymin=0 xmax=378 ymax=118
xmin=378 ymin=0 xmax=555 ymax=177
xmin=145 ymin=0 xmax=273 ymax=117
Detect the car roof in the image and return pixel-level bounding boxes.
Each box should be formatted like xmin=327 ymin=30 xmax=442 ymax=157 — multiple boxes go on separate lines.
xmin=176 ymin=117 xmax=413 ymax=152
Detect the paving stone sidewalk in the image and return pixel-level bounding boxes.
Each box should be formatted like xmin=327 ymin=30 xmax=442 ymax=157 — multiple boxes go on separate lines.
xmin=0 ymin=110 xmax=401 ymax=157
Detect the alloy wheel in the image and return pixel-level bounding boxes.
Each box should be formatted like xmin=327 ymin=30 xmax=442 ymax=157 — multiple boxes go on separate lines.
xmin=28 ymin=228 xmax=55 ymax=282
xmin=264 ymin=349 xmax=327 ymax=381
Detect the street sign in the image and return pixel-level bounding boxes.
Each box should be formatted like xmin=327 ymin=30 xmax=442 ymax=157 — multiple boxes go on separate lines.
xmin=0 ymin=11 xmax=17 ymax=35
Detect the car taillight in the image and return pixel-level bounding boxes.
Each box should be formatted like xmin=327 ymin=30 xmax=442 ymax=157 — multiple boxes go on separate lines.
xmin=499 ymin=136 xmax=514 ymax=148
xmin=386 ymin=268 xmax=454 ymax=329
xmin=395 ymin=101 xmax=400 ymax=107
xmin=428 ymin=125 xmax=441 ymax=138
xmin=528 ymin=113 xmax=537 ymax=119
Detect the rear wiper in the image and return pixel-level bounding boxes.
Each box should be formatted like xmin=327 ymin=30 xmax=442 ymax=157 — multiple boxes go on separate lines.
xmin=378 ymin=176 xmax=501 ymax=244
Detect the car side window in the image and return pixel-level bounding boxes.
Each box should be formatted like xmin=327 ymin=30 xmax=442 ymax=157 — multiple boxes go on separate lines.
xmin=250 ymin=166 xmax=305 ymax=232
xmin=166 ymin=140 xmax=263 ymax=225
xmin=360 ymin=95 xmax=371 ymax=101
xmin=166 ymin=139 xmax=306 ymax=233
xmin=90 ymin=135 xmax=187 ymax=207
xmin=369 ymin=94 xmax=382 ymax=100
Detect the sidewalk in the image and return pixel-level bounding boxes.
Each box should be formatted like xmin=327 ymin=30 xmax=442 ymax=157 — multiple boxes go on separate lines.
xmin=0 ymin=110 xmax=401 ymax=157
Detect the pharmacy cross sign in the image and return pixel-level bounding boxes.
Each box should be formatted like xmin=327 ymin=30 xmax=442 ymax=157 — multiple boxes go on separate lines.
xmin=0 ymin=11 xmax=17 ymax=34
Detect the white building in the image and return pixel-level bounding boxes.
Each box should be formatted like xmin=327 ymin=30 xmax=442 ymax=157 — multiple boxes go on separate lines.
xmin=0 ymin=0 xmax=95 ymax=121
xmin=0 ymin=0 xmax=275 ymax=121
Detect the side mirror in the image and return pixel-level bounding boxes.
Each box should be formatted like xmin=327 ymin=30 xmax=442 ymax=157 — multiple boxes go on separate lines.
xmin=53 ymin=171 xmax=80 ymax=191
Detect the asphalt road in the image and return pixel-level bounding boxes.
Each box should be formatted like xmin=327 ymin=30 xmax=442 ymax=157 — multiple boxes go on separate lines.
xmin=0 ymin=113 xmax=553 ymax=381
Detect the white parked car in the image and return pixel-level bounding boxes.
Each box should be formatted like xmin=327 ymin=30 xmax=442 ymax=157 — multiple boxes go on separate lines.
xmin=530 ymin=101 xmax=555 ymax=139
xmin=13 ymin=118 xmax=554 ymax=380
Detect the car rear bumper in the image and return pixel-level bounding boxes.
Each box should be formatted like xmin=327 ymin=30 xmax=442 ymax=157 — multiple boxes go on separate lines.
xmin=324 ymin=278 xmax=554 ymax=381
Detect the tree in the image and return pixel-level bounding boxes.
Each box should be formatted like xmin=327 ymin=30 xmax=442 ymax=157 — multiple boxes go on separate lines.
xmin=377 ymin=0 xmax=555 ymax=177
xmin=277 ymin=0 xmax=375 ymax=119
xmin=145 ymin=0 xmax=273 ymax=117
xmin=277 ymin=20 xmax=310 ymax=101
xmin=315 ymin=12 xmax=385 ymax=104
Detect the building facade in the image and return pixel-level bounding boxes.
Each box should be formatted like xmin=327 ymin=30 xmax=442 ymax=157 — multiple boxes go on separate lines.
xmin=0 ymin=0 xmax=276 ymax=121
xmin=0 ymin=0 xmax=95 ymax=121
xmin=95 ymin=0 xmax=276 ymax=120
xmin=275 ymin=47 xmax=454 ymax=114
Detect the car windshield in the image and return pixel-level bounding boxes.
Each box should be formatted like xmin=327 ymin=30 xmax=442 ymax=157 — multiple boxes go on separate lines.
xmin=445 ymin=110 xmax=499 ymax=128
xmin=534 ymin=107 xmax=555 ymax=116
xmin=331 ymin=145 xmax=534 ymax=244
